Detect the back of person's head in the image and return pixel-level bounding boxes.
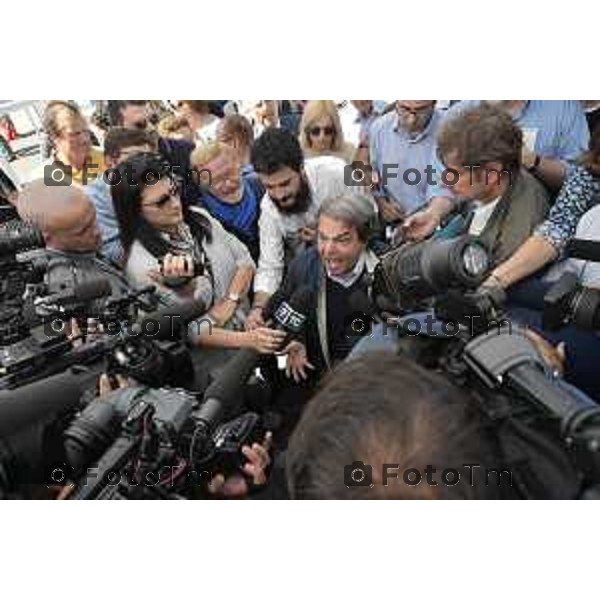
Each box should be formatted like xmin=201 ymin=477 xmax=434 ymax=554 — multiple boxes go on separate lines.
xmin=18 ymin=179 xmax=98 ymax=251
xmin=190 ymin=140 xmax=227 ymax=168
xmin=218 ymin=114 xmax=254 ymax=149
xmin=156 ymin=114 xmax=191 ymax=139
xmin=438 ymin=103 xmax=523 ymax=175
xmin=286 ymin=351 xmax=487 ymax=499
xmin=251 ymin=127 xmax=304 ymax=176
xmin=103 ymin=127 xmax=157 ymax=160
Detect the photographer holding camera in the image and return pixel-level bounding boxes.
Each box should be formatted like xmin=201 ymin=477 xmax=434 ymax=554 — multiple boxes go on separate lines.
xmin=18 ymin=179 xmax=132 ymax=305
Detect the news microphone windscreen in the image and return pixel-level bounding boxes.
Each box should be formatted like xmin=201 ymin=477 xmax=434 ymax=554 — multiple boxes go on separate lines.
xmin=74 ymin=278 xmax=112 ymax=302
xmin=140 ymin=299 xmax=207 ymax=340
xmin=200 ymin=349 xmax=259 ymax=424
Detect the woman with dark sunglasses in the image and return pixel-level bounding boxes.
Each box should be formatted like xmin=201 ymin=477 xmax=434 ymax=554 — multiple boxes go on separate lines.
xmin=298 ymin=100 xmax=355 ymax=163
xmin=111 ymin=153 xmax=287 ymax=378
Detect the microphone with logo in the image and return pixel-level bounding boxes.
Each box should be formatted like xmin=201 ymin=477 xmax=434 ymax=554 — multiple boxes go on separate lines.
xmin=198 ymin=286 xmax=314 ymax=426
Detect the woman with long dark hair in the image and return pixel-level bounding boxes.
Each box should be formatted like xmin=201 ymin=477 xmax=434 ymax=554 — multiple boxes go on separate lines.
xmin=111 ymin=153 xmax=287 ymax=368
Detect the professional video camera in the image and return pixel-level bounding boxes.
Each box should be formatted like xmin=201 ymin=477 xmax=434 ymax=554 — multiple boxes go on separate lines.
xmin=0 ymin=219 xmax=46 ymax=346
xmin=64 ymin=380 xmax=266 ymax=500
xmin=375 ymin=236 xmax=600 ymax=497
xmin=0 ymin=284 xmax=205 ymax=390
xmin=543 ymin=239 xmax=600 ymax=332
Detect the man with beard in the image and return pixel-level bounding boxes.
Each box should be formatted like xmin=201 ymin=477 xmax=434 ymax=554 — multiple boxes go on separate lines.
xmin=246 ymin=128 xmax=372 ymax=329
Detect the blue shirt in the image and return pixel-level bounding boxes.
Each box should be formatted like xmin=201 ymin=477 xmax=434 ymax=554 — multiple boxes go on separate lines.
xmin=447 ymin=100 xmax=590 ymax=162
xmin=199 ymin=174 xmax=263 ymax=253
xmin=86 ymin=177 xmax=123 ymax=265
xmin=369 ymin=109 xmax=446 ymax=213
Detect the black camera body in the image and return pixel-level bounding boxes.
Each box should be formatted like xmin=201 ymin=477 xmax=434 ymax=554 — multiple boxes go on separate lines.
xmin=543 ymin=271 xmax=600 ymax=332
xmin=543 ymin=238 xmax=600 ymax=333
xmin=65 ymin=386 xmax=265 ymax=499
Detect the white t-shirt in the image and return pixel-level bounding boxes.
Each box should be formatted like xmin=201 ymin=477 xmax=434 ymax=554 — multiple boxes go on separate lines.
xmin=468 ymin=197 xmax=501 ymax=236
xmin=195 ymin=116 xmax=221 ymax=145
xmin=254 ymin=155 xmax=375 ymax=294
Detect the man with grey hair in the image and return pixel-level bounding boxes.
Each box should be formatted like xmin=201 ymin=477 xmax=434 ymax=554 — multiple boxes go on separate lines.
xmin=272 ymin=194 xmax=379 ymax=383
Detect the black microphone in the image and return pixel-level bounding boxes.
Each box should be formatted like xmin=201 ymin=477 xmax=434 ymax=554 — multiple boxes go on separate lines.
xmin=137 ymin=298 xmax=207 ymax=341
xmin=197 ymin=286 xmax=314 ymax=430
xmin=34 ymin=278 xmax=112 ymax=307
xmin=0 ymin=368 xmax=97 ymax=437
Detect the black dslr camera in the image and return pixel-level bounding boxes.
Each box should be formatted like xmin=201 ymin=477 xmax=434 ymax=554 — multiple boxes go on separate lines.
xmin=543 ymin=239 xmax=600 ymax=332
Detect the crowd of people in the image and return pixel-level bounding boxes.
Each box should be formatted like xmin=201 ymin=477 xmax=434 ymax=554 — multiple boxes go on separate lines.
xmin=2 ymin=98 xmax=600 ymax=499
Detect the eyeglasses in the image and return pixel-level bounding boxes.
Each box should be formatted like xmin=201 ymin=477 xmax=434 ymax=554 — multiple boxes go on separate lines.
xmin=308 ymin=126 xmax=335 ymax=137
xmin=396 ymin=104 xmax=433 ymax=117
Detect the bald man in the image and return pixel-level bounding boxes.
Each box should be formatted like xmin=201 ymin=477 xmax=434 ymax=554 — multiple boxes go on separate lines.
xmin=18 ymin=179 xmax=132 ymax=305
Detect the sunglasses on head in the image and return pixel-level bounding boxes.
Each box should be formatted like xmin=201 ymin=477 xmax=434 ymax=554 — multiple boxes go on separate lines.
xmin=308 ymin=126 xmax=335 ymax=137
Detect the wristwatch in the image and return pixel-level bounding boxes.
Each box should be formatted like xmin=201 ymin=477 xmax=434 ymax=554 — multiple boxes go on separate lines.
xmin=226 ymin=292 xmax=241 ymax=305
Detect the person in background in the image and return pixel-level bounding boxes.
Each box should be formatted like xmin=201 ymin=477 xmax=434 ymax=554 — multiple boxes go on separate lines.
xmin=175 ymin=100 xmax=221 ymax=144
xmin=191 ymin=141 xmax=263 ymax=260
xmin=157 ymin=114 xmax=195 ymax=144
xmin=85 ymin=127 xmax=157 ymax=264
xmin=217 ymin=114 xmax=256 ymax=176
xmin=245 ymin=128 xmax=373 ymax=329
xmin=298 ymin=100 xmax=355 ymax=164
xmin=32 ymin=101 xmax=105 ymax=185
xmin=111 ymin=153 xmax=287 ymax=379
xmin=368 ymin=100 xmax=449 ymax=225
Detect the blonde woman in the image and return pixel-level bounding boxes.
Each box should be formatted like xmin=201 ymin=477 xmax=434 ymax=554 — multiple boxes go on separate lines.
xmin=298 ymin=100 xmax=355 ymax=163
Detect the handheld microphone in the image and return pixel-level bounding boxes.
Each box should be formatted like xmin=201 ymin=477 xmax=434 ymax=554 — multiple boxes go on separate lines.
xmin=197 ymin=286 xmax=314 ymax=429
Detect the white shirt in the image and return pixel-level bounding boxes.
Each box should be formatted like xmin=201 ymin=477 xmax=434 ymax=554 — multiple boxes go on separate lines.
xmin=195 ymin=116 xmax=221 ymax=145
xmin=468 ymin=197 xmax=501 ymax=236
xmin=254 ymin=155 xmax=374 ymax=295
xmin=327 ymin=252 xmax=367 ymax=288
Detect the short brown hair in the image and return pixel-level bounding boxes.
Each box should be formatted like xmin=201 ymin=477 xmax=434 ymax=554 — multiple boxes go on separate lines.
xmin=103 ymin=127 xmax=156 ymax=158
xmin=286 ymin=352 xmax=487 ymax=500
xmin=438 ymin=103 xmax=523 ymax=174
xmin=179 ymin=100 xmax=210 ymax=115
xmin=218 ymin=114 xmax=254 ymax=148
